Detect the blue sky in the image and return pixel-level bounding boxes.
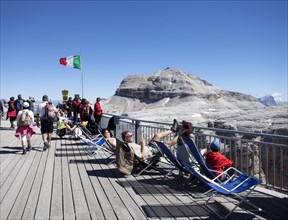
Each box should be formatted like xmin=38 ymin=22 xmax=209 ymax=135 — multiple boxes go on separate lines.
xmin=1 ymin=0 xmax=287 ymax=103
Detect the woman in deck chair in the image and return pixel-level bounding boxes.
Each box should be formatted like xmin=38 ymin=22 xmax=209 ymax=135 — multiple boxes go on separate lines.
xmin=176 ymin=121 xmax=207 ymax=173
xmin=101 ymin=128 xmax=116 ymax=149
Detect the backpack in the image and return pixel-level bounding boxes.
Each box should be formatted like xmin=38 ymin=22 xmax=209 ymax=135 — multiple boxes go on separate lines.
xmin=82 ymin=106 xmax=90 ymax=118
xmin=19 ymin=110 xmax=31 ymax=126
xmin=16 ymin=99 xmax=24 ymax=111
xmin=45 ymin=102 xmax=56 ymax=121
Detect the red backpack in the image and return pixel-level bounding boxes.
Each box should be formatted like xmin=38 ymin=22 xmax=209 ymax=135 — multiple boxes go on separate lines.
xmin=45 ymin=102 xmax=56 ymax=121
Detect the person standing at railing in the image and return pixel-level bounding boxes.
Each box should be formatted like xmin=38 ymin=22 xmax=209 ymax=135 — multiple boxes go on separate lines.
xmin=72 ymin=96 xmax=81 ymax=125
xmin=93 ymin=97 xmax=102 ymax=125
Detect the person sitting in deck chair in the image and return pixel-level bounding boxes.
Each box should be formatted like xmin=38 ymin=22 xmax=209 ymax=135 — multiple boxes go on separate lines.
xmin=168 ymin=120 xmax=207 ymax=175
xmin=101 ymin=128 xmax=116 ymax=149
xmin=57 ymin=111 xmax=77 ymax=138
xmin=205 ymin=141 xmax=233 ymax=179
xmin=121 ymin=119 xmax=179 ymax=160
xmin=58 ymin=111 xmax=77 ymax=132
xmin=116 ymin=119 xmax=180 ymax=176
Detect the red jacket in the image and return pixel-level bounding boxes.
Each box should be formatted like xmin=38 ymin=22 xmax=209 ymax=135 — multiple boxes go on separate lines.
xmin=72 ymin=100 xmax=81 ymax=112
xmin=94 ymin=102 xmax=102 ymax=116
xmin=206 ymin=152 xmax=233 ymax=177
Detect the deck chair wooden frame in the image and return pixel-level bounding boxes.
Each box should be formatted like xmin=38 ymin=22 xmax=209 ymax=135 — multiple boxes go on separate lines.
xmin=182 ymin=162 xmax=262 ymax=219
xmin=154 ymin=141 xmax=189 ymax=177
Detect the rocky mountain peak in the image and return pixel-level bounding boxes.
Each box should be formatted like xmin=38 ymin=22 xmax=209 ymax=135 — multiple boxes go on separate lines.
xmin=258 ymin=94 xmax=277 ymax=106
xmin=115 ymin=68 xmax=221 ymax=101
xmin=103 ymin=68 xmax=287 ymax=132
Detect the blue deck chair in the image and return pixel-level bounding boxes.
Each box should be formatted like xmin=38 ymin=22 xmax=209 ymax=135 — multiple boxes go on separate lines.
xmin=78 ymin=135 xmax=109 ymax=157
xmin=180 ymin=135 xmax=219 ymax=180
xmin=154 ymin=141 xmax=189 ymax=176
xmin=182 ymin=162 xmax=262 ymax=219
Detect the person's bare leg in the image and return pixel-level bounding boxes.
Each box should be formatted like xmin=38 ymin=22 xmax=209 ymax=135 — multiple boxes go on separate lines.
xmin=42 ymin=133 xmax=48 ymax=150
xmin=42 ymin=134 xmax=47 ymax=142
xmin=21 ymin=140 xmax=26 ymax=154
xmin=139 ymin=139 xmax=145 ymax=159
xmin=27 ymin=139 xmax=32 ymax=151
xmin=165 ymin=135 xmax=178 ymax=147
xmin=151 ymin=130 xmax=173 ymax=142
xmin=66 ymin=124 xmax=76 ymax=131
xmin=47 ymin=133 xmax=52 ymax=149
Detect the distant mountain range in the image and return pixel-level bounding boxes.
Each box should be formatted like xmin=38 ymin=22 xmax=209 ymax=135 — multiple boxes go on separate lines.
xmin=258 ymin=95 xmax=288 ymax=106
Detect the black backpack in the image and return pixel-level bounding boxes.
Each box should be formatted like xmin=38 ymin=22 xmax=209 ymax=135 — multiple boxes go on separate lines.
xmin=82 ymin=106 xmax=90 ymax=117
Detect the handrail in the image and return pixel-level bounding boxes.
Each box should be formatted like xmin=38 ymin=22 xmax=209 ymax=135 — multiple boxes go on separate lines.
xmin=101 ymin=113 xmax=288 ymax=193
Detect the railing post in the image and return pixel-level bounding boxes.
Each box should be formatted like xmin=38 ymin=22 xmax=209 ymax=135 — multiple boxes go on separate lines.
xmin=135 ymin=120 xmax=141 ymax=144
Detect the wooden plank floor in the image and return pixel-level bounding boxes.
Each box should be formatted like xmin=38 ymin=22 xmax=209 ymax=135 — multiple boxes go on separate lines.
xmin=1 ymin=120 xmax=288 ymax=220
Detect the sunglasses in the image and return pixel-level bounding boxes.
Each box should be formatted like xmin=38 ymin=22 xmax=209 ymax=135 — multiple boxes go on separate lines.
xmin=126 ymin=134 xmax=133 ymax=138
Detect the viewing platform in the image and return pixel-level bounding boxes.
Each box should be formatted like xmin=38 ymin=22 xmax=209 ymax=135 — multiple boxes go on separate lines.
xmin=1 ymin=119 xmax=287 ymax=220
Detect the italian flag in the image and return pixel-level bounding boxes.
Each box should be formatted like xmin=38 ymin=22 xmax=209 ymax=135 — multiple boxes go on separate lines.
xmin=59 ymin=55 xmax=81 ymax=69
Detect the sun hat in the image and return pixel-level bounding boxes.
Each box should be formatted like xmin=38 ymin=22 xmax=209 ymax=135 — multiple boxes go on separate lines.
xmin=23 ymin=102 xmax=30 ymax=108
xmin=210 ymin=141 xmax=220 ymax=151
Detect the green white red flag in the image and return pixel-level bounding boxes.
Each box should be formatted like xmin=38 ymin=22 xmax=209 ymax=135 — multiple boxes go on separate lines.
xmin=59 ymin=55 xmax=81 ymax=69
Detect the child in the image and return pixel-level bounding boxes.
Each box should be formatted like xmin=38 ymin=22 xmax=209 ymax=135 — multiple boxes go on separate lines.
xmin=205 ymin=141 xmax=233 ymax=179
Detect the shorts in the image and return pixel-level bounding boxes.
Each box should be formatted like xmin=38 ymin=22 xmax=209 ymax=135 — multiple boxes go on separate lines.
xmin=40 ymin=119 xmax=54 ymax=134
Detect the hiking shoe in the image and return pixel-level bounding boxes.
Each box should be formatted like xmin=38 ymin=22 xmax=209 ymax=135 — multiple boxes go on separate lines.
xmin=27 ymin=146 xmax=32 ymax=151
xmin=43 ymin=142 xmax=48 ymax=151
xmin=171 ymin=119 xmax=178 ymax=132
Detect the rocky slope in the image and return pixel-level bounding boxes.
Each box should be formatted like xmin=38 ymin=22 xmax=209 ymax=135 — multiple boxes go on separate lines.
xmin=102 ymin=68 xmax=287 ymax=132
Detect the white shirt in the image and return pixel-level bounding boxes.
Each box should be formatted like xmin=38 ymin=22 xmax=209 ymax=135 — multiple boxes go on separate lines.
xmin=37 ymin=101 xmax=57 ymax=118
xmin=128 ymin=143 xmax=153 ymax=159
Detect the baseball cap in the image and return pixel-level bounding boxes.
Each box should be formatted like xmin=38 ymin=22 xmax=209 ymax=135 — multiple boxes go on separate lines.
xmin=42 ymin=95 xmax=48 ymax=101
xmin=210 ymin=141 xmax=220 ymax=151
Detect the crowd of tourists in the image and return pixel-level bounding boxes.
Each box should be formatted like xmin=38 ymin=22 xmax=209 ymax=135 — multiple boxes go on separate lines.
xmin=1 ymin=94 xmax=103 ymax=155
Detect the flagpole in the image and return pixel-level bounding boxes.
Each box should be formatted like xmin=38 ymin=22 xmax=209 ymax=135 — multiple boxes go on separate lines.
xmin=81 ymin=54 xmax=84 ymax=98
xmin=81 ymin=69 xmax=84 ymax=98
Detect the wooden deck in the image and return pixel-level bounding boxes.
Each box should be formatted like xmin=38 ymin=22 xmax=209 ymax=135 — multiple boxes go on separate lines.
xmin=1 ymin=120 xmax=288 ymax=220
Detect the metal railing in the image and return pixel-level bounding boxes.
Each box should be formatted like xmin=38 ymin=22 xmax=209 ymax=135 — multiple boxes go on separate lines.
xmin=101 ymin=114 xmax=288 ymax=193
